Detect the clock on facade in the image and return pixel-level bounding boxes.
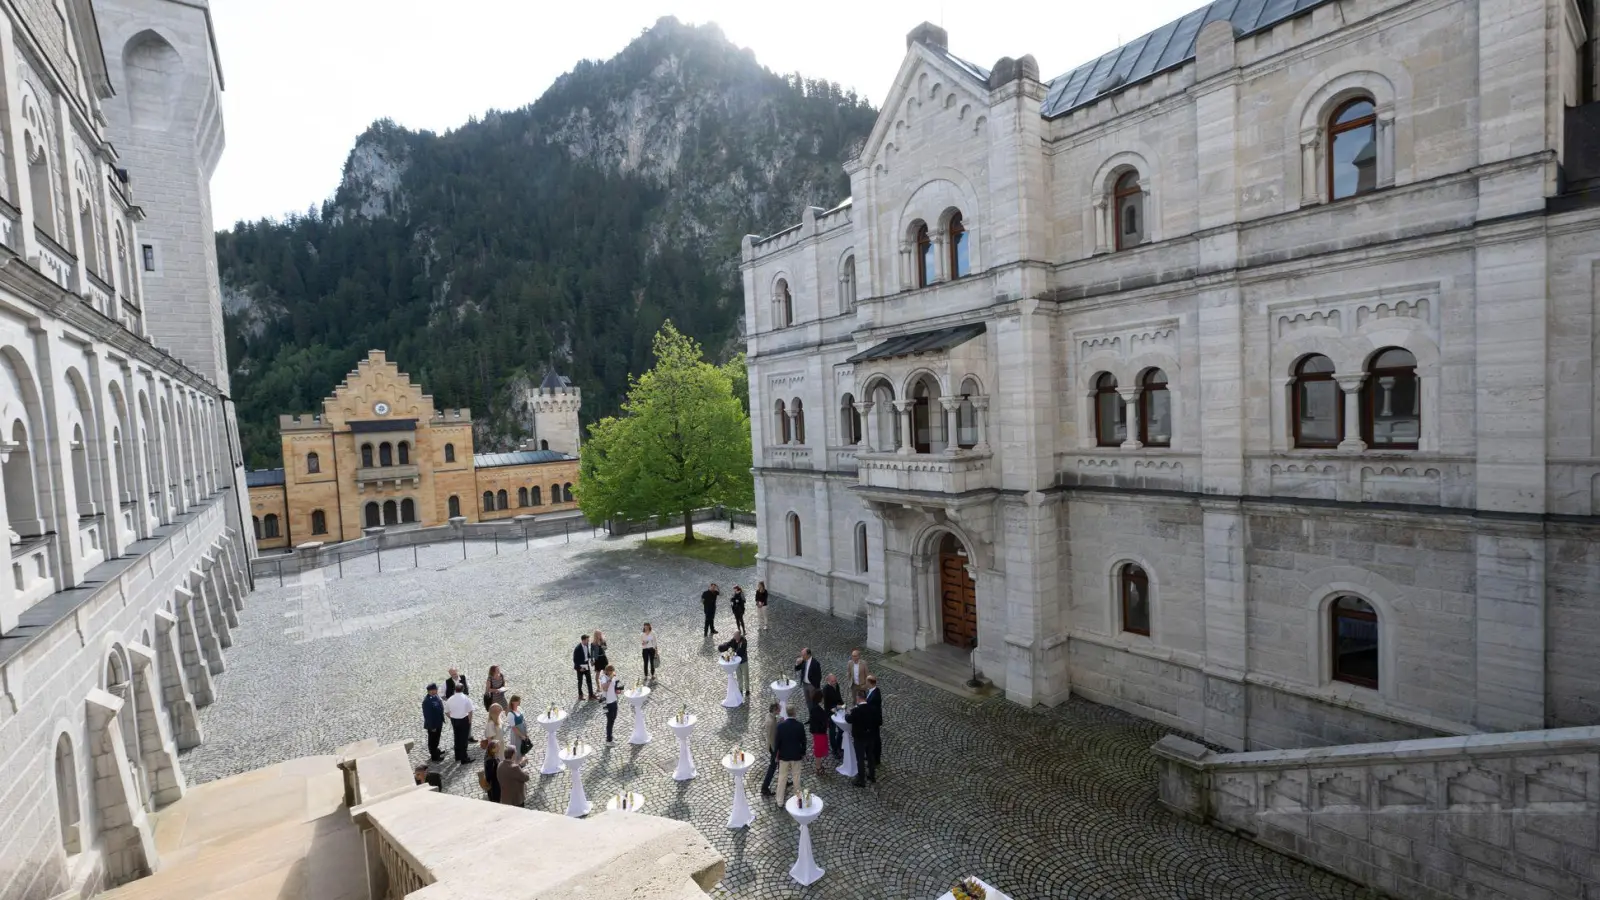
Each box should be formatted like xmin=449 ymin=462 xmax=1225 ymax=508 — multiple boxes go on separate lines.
xmin=373 ymin=402 xmax=390 ymax=416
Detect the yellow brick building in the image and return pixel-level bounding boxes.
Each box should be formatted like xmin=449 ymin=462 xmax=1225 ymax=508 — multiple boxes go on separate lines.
xmin=246 ymin=350 xmax=582 ymax=549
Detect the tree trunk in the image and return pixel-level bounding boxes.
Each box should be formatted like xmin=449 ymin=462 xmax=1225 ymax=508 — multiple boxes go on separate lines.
xmin=683 ymin=509 xmax=695 ymax=543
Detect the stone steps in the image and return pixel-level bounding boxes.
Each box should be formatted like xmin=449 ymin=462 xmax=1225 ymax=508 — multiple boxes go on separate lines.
xmin=880 ymin=644 xmax=998 ymax=699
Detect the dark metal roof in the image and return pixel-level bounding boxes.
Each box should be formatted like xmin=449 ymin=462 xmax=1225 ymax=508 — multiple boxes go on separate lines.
xmin=934 ymin=47 xmax=991 ymax=85
xmin=1041 ymin=0 xmax=1333 ymax=118
xmin=846 ymin=323 xmax=986 ymax=364
xmin=348 ymin=418 xmax=418 ymax=433
xmin=540 ymin=371 xmax=572 ymax=389
xmin=473 ymin=450 xmax=574 ymax=469
xmin=246 ymin=468 xmax=285 ymax=488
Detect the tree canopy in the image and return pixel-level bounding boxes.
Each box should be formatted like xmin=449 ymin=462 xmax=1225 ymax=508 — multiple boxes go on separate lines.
xmin=578 ymin=322 xmax=752 ymax=541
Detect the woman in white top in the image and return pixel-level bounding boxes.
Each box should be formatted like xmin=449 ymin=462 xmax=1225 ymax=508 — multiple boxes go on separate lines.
xmin=485 ymin=703 xmax=512 ymax=756
xmin=641 ymin=622 xmax=659 ymax=682
xmin=599 ymin=665 xmax=621 ymax=743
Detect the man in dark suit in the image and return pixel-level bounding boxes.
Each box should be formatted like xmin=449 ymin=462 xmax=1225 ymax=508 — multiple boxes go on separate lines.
xmin=821 ymin=674 xmax=845 ymax=758
xmin=774 ymin=711 xmax=808 ymax=805
xmin=717 ymin=631 xmax=751 ymax=698
xmin=701 ymin=583 xmax=721 ymax=636
xmin=573 ymin=635 xmax=596 ymax=701
xmin=864 ymin=675 xmax=884 ymax=771
xmin=442 ymin=668 xmax=468 ymax=700
xmin=846 ymin=689 xmax=880 ymax=787
xmin=422 ymin=683 xmax=445 ymax=762
xmin=794 ymin=647 xmax=822 ymax=704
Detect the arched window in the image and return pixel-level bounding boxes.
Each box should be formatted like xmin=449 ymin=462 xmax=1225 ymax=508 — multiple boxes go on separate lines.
xmin=550 ymin=483 xmax=560 ymax=504
xmin=531 ymin=485 xmax=542 ymax=505
xmin=1139 ymin=369 xmax=1171 ymax=447
xmin=787 ymin=512 xmax=802 ymax=557
xmin=27 ymin=131 xmax=55 ymax=237
xmin=382 ymin=500 xmax=398 ymax=525
xmin=869 ymin=381 xmax=899 ymax=451
xmin=311 ymin=509 xmax=327 ymax=535
xmin=1094 ymin=374 xmax=1124 ymax=447
xmin=379 ymin=442 xmax=393 ymax=467
xmin=539 ymin=439 xmax=549 ymax=451
xmin=1363 ymin=348 xmax=1419 ymax=449
xmin=446 ymin=495 xmax=460 ymax=518
xmin=54 ymin=734 xmax=80 ymax=853
xmin=518 ymin=487 xmax=529 ymax=507
xmin=3 ymin=419 xmax=41 ymax=536
xmin=365 ymin=502 xmax=380 ymax=527
xmin=840 ymin=393 xmax=861 ymax=445
xmin=911 ymin=376 xmax=942 ymax=453
xmin=496 ymin=489 xmax=508 ymax=510
xmin=252 ymin=515 xmax=261 ymax=539
xmin=482 ymin=491 xmax=495 ymax=512
xmin=1114 ymin=170 xmax=1144 ymax=249
xmin=69 ymin=423 xmax=94 ymax=515
xmin=956 ymin=378 xmax=980 ymax=449
xmin=791 ymin=398 xmax=806 ymax=445
xmin=401 ymin=498 xmax=416 ymax=523
xmin=915 ymin=222 xmax=934 ymax=287
xmin=444 ymin=443 xmax=456 ymax=463
xmin=397 ymin=441 xmax=410 ymax=465
xmin=262 ymin=514 xmax=279 ymax=538
xmin=306 ymin=451 xmax=320 ymax=474
xmin=854 ymin=522 xmax=869 ymax=573
xmin=1328 ymin=97 xmax=1377 ymax=201
xmin=1331 ymin=595 xmax=1379 ymax=688
xmin=361 ymin=443 xmax=374 ymax=468
xmin=774 ymin=399 xmax=791 ymax=445
xmin=1119 ymin=563 xmax=1150 ymax=635
xmin=947 ymin=211 xmax=969 ymax=277
xmin=775 ymin=278 xmax=793 ymax=328
xmin=1292 ymin=355 xmax=1340 ymax=448
xmin=841 ymin=256 xmax=857 ymax=311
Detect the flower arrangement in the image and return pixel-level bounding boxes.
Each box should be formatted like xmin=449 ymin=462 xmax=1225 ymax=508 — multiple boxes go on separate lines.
xmin=732 ymin=745 xmax=745 ymax=764
xmin=950 ymin=878 xmax=987 ymax=900
xmin=546 ymin=703 xmax=558 ymax=719
xmin=677 ymin=704 xmax=688 ymax=724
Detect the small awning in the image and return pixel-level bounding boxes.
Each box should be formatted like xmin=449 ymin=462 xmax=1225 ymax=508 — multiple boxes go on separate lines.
xmin=846 ymin=323 xmax=986 ymax=364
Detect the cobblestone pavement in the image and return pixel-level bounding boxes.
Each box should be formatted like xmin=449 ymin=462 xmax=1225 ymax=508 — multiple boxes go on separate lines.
xmin=183 ymin=526 xmax=1362 ymax=900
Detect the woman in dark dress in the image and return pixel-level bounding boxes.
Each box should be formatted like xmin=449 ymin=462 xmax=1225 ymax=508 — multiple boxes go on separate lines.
xmin=484 ymin=665 xmax=508 ymax=711
xmin=807 ymin=695 xmax=831 ymax=775
xmin=483 ymin=740 xmax=502 ymax=802
xmin=591 ymin=630 xmax=610 ymax=673
xmin=754 ymin=581 xmax=769 ymax=630
xmin=730 ymin=586 xmax=748 ymax=633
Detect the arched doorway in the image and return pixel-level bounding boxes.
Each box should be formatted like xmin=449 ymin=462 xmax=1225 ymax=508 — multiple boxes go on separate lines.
xmin=937 ymin=533 xmax=976 ymax=647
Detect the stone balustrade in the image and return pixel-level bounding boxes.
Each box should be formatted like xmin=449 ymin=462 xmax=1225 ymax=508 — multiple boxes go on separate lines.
xmin=1153 ymin=726 xmax=1600 ymax=900
xmin=857 ymin=448 xmax=995 ymax=495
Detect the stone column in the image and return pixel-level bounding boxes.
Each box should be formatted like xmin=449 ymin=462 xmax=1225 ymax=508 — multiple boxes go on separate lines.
xmin=897 ymin=242 xmax=912 ymax=291
xmin=974 ymin=397 xmax=992 ymax=454
xmin=175 ymin=586 xmax=216 ymax=706
xmin=1376 ymin=107 xmax=1396 ymax=188
xmin=85 ymin=688 xmax=157 ymax=886
xmin=893 ymin=400 xmax=915 ymax=455
xmin=126 ymin=643 xmax=186 ymax=807
xmin=1091 ymin=196 xmax=1109 ymax=254
xmin=939 ymin=398 xmax=960 ymax=455
xmin=787 ymin=410 xmax=800 ymax=445
xmin=853 ymin=401 xmax=873 ymax=452
xmin=1299 ymin=130 xmax=1321 ymax=206
xmin=152 ymin=609 xmax=202 ymax=748
xmin=1335 ymin=374 xmax=1366 ymax=452
xmin=1119 ymin=390 xmax=1143 ymax=449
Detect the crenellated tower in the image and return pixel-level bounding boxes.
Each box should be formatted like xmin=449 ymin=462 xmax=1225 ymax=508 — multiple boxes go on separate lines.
xmin=531 ymin=371 xmax=582 ymax=456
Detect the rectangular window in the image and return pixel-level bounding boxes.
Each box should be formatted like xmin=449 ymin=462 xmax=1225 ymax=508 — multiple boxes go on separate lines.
xmin=141 ymin=244 xmax=155 ymax=272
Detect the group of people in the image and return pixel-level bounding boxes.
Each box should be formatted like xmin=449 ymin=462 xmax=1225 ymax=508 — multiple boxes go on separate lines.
xmin=415 ymin=581 xmax=888 ymax=814
xmin=761 ymin=646 xmax=884 ymax=804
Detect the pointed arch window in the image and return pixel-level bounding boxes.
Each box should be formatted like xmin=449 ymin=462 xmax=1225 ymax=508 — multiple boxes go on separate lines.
xmin=1292 ymin=355 xmax=1340 ymax=448
xmin=947 ymin=211 xmax=969 ymax=277
xmin=1094 ymin=373 xmax=1124 ymax=447
xmin=311 ymin=509 xmax=328 ymax=535
xmin=1139 ymin=369 xmax=1170 ymax=447
xmin=1363 ymin=347 xmax=1419 ymax=449
xmin=1114 ymin=170 xmax=1144 ymax=249
xmin=916 ymin=223 xmax=934 ymax=287
xmin=1328 ymin=98 xmax=1378 ymax=201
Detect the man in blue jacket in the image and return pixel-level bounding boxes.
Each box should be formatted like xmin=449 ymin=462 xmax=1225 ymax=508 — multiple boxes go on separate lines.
xmin=422 ymin=683 xmax=445 ymax=762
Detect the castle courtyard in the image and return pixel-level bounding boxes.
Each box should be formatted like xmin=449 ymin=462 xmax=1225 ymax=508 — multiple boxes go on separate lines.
xmin=180 ymin=528 xmax=1360 ymax=900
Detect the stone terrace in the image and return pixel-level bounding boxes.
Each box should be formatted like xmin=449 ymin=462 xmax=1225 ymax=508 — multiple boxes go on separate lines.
xmin=180 ymin=528 xmax=1362 ymax=899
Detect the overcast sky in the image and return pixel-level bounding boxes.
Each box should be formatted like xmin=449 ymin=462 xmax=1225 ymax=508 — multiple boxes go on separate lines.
xmin=209 ymin=0 xmax=1205 ymax=229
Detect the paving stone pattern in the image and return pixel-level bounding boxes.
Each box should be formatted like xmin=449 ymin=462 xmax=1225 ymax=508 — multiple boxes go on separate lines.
xmin=182 ymin=527 xmax=1362 ymax=900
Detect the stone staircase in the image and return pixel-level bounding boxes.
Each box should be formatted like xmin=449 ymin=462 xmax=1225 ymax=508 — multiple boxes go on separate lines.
xmin=880 ymin=643 xmax=998 ymax=698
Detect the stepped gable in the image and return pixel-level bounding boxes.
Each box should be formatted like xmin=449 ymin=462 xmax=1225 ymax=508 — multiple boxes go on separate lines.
xmin=320 ymin=349 xmax=439 ymax=428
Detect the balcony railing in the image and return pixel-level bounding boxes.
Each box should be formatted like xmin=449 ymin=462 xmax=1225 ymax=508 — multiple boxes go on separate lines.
xmin=10 ymin=534 xmax=57 ymax=613
xmin=765 ymin=446 xmax=813 ymax=468
xmin=356 ymin=464 xmax=421 ymax=485
xmin=856 ymin=448 xmax=995 ymax=495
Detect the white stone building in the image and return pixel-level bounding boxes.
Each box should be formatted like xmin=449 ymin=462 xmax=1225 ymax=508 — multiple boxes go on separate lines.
xmin=0 ymin=1 xmax=251 ymax=897
xmin=743 ymin=0 xmax=1600 ymax=752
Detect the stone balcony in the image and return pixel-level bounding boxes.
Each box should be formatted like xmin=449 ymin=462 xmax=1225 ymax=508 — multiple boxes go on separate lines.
xmin=765 ymin=445 xmax=814 ymax=469
xmin=355 ymin=464 xmax=420 ymax=487
xmin=855 ymin=448 xmax=996 ymax=497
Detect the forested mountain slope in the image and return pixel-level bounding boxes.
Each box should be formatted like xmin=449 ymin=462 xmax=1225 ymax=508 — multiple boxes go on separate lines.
xmin=219 ymin=17 xmax=876 ymax=466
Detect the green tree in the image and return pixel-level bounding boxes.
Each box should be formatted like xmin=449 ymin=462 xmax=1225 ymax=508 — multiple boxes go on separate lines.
xmin=578 ymin=322 xmax=752 ymax=542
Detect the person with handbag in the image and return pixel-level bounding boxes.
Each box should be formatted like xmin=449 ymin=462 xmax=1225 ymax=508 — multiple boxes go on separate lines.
xmin=641 ymin=623 xmax=659 ymax=682
xmin=507 ymin=695 xmax=532 ymax=762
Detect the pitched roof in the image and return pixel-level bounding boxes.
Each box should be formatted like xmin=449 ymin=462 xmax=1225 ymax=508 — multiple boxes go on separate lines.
xmin=246 ymin=468 xmax=285 ymax=487
xmin=1041 ymin=0 xmax=1334 ymax=118
xmin=540 ymin=371 xmax=573 ymax=389
xmin=473 ymin=450 xmax=574 ymax=469
xmin=846 ymin=323 xmax=987 ymax=364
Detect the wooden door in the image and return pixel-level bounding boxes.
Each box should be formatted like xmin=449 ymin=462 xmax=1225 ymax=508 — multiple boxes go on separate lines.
xmin=940 ymin=552 xmax=977 ymax=646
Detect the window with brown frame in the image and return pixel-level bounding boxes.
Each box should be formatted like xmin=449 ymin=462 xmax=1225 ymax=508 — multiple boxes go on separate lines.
xmin=1362 ymin=347 xmax=1419 ymax=449
xmin=1328 ymin=98 xmax=1377 ymax=201
xmin=788 ymin=512 xmax=802 ymax=557
xmin=948 ymin=212 xmax=969 ymax=277
xmin=840 ymin=393 xmax=861 ymax=445
xmin=1114 ymin=170 xmax=1144 ymax=250
xmin=792 ymin=398 xmax=806 ymax=444
xmin=1139 ymin=369 xmax=1170 ymax=447
xmin=1094 ymin=373 xmax=1124 ymax=447
xmin=1292 ymin=355 xmax=1340 ymax=448
xmin=361 ymin=443 xmax=374 ymax=468
xmin=916 ymin=223 xmax=934 ymax=287
xmin=311 ymin=509 xmax=327 ymax=535
xmin=444 ymin=443 xmax=456 ymax=463
xmin=1120 ymin=564 xmax=1150 ymax=635
xmin=306 ymin=451 xmax=320 ymax=474
xmin=1331 ymin=595 xmax=1379 ymax=688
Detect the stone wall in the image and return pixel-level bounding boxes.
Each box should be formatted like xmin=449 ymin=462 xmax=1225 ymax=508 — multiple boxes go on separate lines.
xmin=1154 ymin=726 xmax=1600 ymax=900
